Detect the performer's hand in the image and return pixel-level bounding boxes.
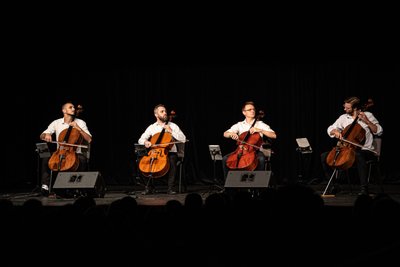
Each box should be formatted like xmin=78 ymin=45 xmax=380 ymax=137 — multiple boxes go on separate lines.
xmin=164 ymin=125 xmax=172 ymax=133
xmin=250 ymin=127 xmax=260 ymax=134
xmin=358 ymin=112 xmax=370 ymax=124
xmin=144 ymin=141 xmax=152 ymax=148
xmin=41 ymin=133 xmax=52 ymax=142
xmin=335 ymin=131 xmax=342 ymax=139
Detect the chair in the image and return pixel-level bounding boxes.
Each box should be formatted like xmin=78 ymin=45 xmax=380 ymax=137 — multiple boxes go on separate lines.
xmin=367 ymin=137 xmax=383 ymax=187
xmin=176 ymin=142 xmax=186 ymax=193
xmin=260 ymin=146 xmax=272 ymax=171
xmin=260 ymin=145 xmax=276 ymax=188
xmin=80 ymin=142 xmax=91 ymax=171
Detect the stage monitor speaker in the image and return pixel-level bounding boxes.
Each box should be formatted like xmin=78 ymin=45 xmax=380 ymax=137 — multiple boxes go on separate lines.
xmin=53 ymin=171 xmax=106 ymax=198
xmin=225 ymin=171 xmax=271 ymax=188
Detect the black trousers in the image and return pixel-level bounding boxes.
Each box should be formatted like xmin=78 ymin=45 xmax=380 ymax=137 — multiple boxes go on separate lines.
xmin=321 ymin=149 xmax=375 ymax=186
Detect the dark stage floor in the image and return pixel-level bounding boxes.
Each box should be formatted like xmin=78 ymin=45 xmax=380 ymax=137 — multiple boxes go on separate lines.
xmin=2 ymin=182 xmax=400 ymax=207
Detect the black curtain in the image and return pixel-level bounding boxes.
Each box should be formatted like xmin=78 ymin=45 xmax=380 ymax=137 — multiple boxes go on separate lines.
xmin=7 ymin=56 xmax=398 ymax=189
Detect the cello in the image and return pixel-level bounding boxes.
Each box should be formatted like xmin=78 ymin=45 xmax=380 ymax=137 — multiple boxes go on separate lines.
xmin=138 ymin=111 xmax=176 ymax=178
xmin=48 ymin=105 xmax=86 ymax=172
xmin=225 ymin=110 xmax=265 ymax=171
xmin=326 ymin=99 xmax=377 ymax=170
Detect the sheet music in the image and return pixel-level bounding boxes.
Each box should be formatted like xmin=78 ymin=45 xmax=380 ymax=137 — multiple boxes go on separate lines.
xmin=134 ymin=143 xmax=147 ymax=157
xmin=296 ymin=138 xmax=310 ymax=148
xmin=296 ymin=138 xmax=312 ymax=153
xmin=36 ymin=143 xmax=51 ymax=158
xmin=209 ymin=145 xmax=222 ymax=160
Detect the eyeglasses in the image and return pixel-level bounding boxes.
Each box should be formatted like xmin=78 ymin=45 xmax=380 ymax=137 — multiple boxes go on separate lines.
xmin=244 ymin=108 xmax=255 ymax=112
xmin=343 ymin=104 xmax=352 ymax=110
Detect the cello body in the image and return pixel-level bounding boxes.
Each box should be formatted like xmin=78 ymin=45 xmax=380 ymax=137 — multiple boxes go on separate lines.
xmin=48 ymin=127 xmax=83 ymax=171
xmin=326 ymin=121 xmax=365 ymax=170
xmin=326 ymin=146 xmax=356 ymax=170
xmin=138 ymin=131 xmax=173 ymax=178
xmin=226 ymin=131 xmax=263 ymax=171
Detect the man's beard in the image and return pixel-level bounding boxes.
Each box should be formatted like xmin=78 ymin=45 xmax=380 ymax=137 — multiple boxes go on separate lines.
xmin=159 ymin=115 xmax=168 ymax=123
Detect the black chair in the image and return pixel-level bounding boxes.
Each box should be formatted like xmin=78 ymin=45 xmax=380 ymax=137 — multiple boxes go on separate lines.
xmin=81 ymin=142 xmax=91 ymax=170
xmin=367 ymin=137 xmax=383 ymax=190
xmin=260 ymin=145 xmax=276 ymax=188
xmin=260 ymin=146 xmax=273 ymax=171
xmin=176 ymin=142 xmax=186 ymax=193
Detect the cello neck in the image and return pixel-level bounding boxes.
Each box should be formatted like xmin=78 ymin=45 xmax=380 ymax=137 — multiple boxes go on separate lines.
xmin=154 ymin=110 xmax=175 ymax=144
xmin=62 ymin=105 xmax=80 ymax=141
xmin=342 ymin=111 xmax=360 ymax=140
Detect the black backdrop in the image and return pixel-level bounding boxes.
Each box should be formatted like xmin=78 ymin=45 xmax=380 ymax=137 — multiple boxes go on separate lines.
xmin=6 ymin=55 xmax=398 ymax=189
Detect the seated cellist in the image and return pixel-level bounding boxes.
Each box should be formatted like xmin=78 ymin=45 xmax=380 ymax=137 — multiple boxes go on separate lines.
xmin=39 ymin=102 xmax=92 ymax=196
xmin=320 ymin=96 xmax=383 ymax=195
xmin=138 ymin=104 xmax=186 ymax=195
xmin=222 ymin=101 xmax=277 ymax=181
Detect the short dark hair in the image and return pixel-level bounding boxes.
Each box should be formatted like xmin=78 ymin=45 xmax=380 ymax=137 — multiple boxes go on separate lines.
xmin=154 ymin=104 xmax=165 ymax=114
xmin=242 ymin=101 xmax=255 ymax=111
xmin=344 ymin=97 xmax=360 ymax=109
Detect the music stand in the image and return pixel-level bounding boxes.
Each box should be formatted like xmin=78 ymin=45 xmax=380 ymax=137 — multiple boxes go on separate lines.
xmin=295 ymin=138 xmax=313 ymax=184
xmin=34 ymin=143 xmax=51 ymax=193
xmin=208 ymin=145 xmax=224 ymax=192
xmin=134 ymin=143 xmax=147 ymax=157
xmin=295 ymin=138 xmax=313 ymax=154
xmin=36 ymin=142 xmax=51 ymax=158
xmin=135 ymin=144 xmax=149 ymax=180
xmin=128 ymin=143 xmax=148 ymax=197
xmin=209 ymin=145 xmax=223 ymax=161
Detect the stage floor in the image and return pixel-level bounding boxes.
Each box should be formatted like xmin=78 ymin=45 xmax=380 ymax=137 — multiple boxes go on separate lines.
xmin=2 ymin=183 xmax=400 ymax=207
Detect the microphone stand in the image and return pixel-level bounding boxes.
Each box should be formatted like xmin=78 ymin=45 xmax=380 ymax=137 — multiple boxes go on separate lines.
xmin=33 ymin=143 xmax=51 ymax=196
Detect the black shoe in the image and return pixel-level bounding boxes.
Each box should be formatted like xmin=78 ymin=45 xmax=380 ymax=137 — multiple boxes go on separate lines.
xmin=41 ymin=188 xmax=49 ymax=197
xmin=308 ymin=178 xmax=322 ymax=185
xmin=358 ymin=186 xmax=369 ymax=196
xmin=142 ymin=186 xmax=155 ymax=195
xmin=167 ymin=189 xmax=177 ymax=195
xmin=331 ymin=184 xmax=342 ymax=195
xmin=127 ymin=191 xmax=138 ymax=198
xmin=40 ymin=184 xmax=49 ymax=197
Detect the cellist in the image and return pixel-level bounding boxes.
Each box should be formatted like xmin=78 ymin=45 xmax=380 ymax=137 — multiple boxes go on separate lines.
xmin=320 ymin=96 xmax=383 ymax=195
xmin=39 ymin=102 xmax=92 ymax=196
xmin=222 ymin=101 xmax=277 ymax=181
xmin=138 ymin=104 xmax=186 ymax=195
